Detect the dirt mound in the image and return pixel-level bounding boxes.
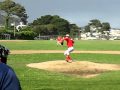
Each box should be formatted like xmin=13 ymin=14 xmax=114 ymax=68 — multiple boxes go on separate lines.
xmin=27 ymin=60 xmax=120 ymax=78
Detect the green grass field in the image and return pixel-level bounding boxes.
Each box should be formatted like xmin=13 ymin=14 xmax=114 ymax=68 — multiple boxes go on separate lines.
xmin=1 ymin=40 xmax=120 ymax=50
xmin=1 ymin=40 xmax=120 ymax=90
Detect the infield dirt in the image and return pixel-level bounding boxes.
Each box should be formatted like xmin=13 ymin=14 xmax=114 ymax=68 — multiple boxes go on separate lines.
xmin=27 ymin=60 xmax=120 ymax=78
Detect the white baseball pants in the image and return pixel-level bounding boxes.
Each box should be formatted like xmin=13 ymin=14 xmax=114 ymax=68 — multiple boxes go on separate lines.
xmin=64 ymin=47 xmax=74 ymax=55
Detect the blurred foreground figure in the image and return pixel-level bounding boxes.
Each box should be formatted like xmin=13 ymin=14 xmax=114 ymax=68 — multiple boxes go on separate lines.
xmin=0 ymin=45 xmax=9 ymax=64
xmin=0 ymin=45 xmax=21 ymax=90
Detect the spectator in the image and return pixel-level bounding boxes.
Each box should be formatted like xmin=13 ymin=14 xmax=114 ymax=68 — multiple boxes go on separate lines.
xmin=0 ymin=45 xmax=21 ymax=90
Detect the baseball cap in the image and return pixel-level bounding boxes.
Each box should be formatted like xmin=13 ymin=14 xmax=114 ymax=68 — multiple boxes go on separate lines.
xmin=66 ymin=34 xmax=69 ymax=37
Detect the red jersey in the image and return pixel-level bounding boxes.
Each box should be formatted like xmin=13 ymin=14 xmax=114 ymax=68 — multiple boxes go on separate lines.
xmin=64 ymin=37 xmax=74 ymax=47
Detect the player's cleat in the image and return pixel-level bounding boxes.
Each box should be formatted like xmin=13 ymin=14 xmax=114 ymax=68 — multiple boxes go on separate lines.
xmin=67 ymin=60 xmax=72 ymax=63
xmin=65 ymin=55 xmax=72 ymax=63
xmin=66 ymin=59 xmax=72 ymax=63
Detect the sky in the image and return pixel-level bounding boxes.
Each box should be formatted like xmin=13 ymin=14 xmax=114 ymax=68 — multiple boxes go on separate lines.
xmin=12 ymin=0 xmax=120 ymax=28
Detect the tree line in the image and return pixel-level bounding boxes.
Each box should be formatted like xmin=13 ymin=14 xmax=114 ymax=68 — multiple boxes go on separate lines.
xmin=0 ymin=0 xmax=110 ymax=40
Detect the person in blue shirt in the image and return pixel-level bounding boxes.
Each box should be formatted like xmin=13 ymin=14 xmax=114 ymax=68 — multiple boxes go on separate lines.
xmin=0 ymin=45 xmax=21 ymax=90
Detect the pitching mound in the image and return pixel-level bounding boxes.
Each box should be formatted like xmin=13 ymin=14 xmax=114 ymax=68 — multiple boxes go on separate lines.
xmin=27 ymin=60 xmax=120 ymax=78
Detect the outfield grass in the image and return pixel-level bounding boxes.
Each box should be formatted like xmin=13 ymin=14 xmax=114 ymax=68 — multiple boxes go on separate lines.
xmin=1 ymin=40 xmax=120 ymax=90
xmin=0 ymin=40 xmax=120 ymax=50
xmin=8 ymin=53 xmax=120 ymax=90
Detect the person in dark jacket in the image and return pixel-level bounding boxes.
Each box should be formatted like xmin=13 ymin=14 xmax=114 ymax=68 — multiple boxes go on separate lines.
xmin=0 ymin=45 xmax=21 ymax=90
